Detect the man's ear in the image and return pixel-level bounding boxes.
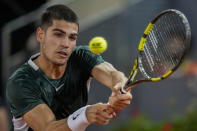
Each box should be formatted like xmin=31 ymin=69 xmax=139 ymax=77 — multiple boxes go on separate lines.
xmin=36 ymin=27 xmax=45 ymax=43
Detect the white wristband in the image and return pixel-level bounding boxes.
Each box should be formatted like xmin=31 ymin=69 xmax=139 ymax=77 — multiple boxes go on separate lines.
xmin=67 ymin=105 xmax=90 ymax=131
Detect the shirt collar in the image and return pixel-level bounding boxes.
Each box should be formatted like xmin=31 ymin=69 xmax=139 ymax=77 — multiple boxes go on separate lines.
xmin=27 ymin=53 xmax=40 ymax=71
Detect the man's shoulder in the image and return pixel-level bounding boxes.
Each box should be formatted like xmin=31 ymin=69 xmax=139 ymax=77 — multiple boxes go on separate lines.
xmin=69 ymin=45 xmax=91 ymax=61
xmin=9 ymin=63 xmax=34 ymax=79
xmin=73 ymin=45 xmax=89 ymax=53
xmin=6 ymin=62 xmax=41 ymax=99
xmin=7 ymin=62 xmax=38 ymax=86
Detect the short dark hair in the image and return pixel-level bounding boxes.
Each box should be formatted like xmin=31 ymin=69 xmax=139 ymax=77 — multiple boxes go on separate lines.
xmin=40 ymin=4 xmax=79 ymax=30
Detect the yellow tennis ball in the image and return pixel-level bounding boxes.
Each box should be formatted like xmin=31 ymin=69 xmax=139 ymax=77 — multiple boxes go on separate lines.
xmin=89 ymin=36 xmax=108 ymax=54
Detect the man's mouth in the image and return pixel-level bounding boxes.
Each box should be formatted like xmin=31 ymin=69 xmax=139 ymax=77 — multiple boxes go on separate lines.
xmin=57 ymin=51 xmax=68 ymax=58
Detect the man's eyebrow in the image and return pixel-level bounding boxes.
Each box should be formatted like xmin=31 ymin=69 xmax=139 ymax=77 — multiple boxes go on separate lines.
xmin=71 ymin=33 xmax=78 ymax=36
xmin=52 ymin=28 xmax=66 ymax=34
xmin=52 ymin=28 xmax=78 ymax=36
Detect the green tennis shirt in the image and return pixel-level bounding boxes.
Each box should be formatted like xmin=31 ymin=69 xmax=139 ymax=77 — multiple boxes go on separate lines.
xmin=6 ymin=45 xmax=104 ymax=120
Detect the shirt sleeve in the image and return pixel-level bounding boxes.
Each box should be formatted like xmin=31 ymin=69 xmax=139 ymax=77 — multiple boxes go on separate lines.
xmin=6 ymin=77 xmax=44 ymax=118
xmin=74 ymin=46 xmax=105 ymax=75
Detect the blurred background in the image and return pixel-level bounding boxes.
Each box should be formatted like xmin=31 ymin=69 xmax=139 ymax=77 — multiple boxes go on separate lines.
xmin=1 ymin=0 xmax=197 ymax=131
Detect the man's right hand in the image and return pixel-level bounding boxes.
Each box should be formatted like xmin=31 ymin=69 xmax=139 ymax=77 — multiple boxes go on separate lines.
xmin=86 ymin=103 xmax=115 ymax=125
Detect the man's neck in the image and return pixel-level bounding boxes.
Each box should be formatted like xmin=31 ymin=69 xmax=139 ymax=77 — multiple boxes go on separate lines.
xmin=34 ymin=56 xmax=66 ymax=79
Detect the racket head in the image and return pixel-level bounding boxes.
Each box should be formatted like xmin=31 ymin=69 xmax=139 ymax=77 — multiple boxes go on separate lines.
xmin=124 ymin=9 xmax=191 ymax=91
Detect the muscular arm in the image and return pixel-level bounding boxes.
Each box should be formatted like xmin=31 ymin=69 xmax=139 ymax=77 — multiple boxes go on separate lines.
xmin=92 ymin=62 xmax=127 ymax=89
xmin=22 ymin=103 xmax=114 ymax=131
xmin=92 ymin=62 xmax=133 ymax=111
xmin=22 ymin=104 xmax=71 ymax=131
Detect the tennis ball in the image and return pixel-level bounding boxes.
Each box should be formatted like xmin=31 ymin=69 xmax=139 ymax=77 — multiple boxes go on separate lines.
xmin=89 ymin=36 xmax=108 ymax=54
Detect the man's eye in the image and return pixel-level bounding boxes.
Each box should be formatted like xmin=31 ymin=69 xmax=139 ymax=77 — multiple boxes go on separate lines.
xmin=70 ymin=36 xmax=77 ymax=41
xmin=54 ymin=33 xmax=63 ymax=37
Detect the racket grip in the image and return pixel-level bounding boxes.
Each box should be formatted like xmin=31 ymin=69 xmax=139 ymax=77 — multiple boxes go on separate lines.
xmin=120 ymin=83 xmax=132 ymax=94
xmin=120 ymin=87 xmax=127 ymax=94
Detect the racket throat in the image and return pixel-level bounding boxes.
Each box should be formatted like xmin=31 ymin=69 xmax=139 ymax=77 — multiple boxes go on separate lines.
xmin=126 ymin=69 xmax=138 ymax=86
xmin=122 ymin=69 xmax=138 ymax=93
xmin=131 ymin=70 xmax=138 ymax=82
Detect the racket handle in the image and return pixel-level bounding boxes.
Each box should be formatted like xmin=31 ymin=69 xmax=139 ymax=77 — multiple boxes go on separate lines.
xmin=120 ymin=88 xmax=126 ymax=94
xmin=120 ymin=83 xmax=134 ymax=94
xmin=120 ymin=85 xmax=128 ymax=94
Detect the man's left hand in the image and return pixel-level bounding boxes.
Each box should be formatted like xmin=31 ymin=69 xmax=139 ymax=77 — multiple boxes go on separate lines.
xmin=108 ymin=82 xmax=133 ymax=111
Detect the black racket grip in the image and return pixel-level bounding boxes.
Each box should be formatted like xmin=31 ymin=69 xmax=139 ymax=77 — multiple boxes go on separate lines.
xmin=120 ymin=88 xmax=126 ymax=94
xmin=120 ymin=84 xmax=128 ymax=94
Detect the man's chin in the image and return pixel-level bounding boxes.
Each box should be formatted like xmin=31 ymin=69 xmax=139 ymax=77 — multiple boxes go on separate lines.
xmin=55 ymin=63 xmax=66 ymax=66
xmin=52 ymin=60 xmax=67 ymax=66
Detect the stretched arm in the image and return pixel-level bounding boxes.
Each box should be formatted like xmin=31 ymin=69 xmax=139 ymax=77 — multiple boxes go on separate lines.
xmin=22 ymin=104 xmax=70 ymax=131
xmin=22 ymin=103 xmax=114 ymax=131
xmin=92 ymin=62 xmax=127 ymax=89
xmin=92 ymin=62 xmax=133 ymax=111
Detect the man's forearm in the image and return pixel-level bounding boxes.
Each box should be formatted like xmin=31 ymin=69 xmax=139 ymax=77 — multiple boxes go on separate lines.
xmin=111 ymin=70 xmax=127 ymax=88
xmin=44 ymin=119 xmax=71 ymax=131
xmin=45 ymin=106 xmax=90 ymax=131
xmin=22 ymin=104 xmax=89 ymax=131
xmin=92 ymin=62 xmax=127 ymax=89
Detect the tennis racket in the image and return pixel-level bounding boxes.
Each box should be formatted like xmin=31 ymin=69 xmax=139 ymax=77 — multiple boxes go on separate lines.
xmin=120 ymin=9 xmax=191 ymax=94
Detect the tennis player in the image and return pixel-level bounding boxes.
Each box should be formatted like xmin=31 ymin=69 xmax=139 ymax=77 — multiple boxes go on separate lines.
xmin=6 ymin=4 xmax=132 ymax=131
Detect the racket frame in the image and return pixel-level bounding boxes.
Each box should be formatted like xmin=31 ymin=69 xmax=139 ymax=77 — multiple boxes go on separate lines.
xmin=121 ymin=9 xmax=191 ymax=93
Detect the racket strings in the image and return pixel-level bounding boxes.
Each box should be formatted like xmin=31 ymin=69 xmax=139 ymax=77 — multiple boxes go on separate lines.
xmin=160 ymin=14 xmax=181 ymax=65
xmin=140 ymin=12 xmax=188 ymax=78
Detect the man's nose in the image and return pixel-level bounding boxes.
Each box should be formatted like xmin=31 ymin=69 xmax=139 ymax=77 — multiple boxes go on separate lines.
xmin=61 ymin=37 xmax=69 ymax=48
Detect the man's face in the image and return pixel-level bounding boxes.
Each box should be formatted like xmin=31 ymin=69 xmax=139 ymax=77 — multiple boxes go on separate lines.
xmin=37 ymin=20 xmax=78 ymax=66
